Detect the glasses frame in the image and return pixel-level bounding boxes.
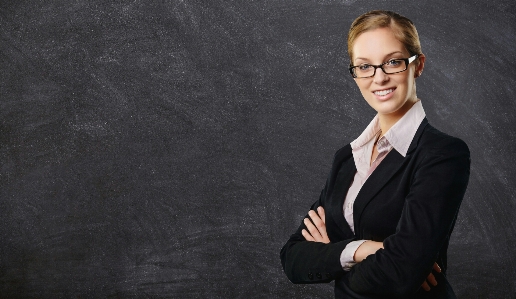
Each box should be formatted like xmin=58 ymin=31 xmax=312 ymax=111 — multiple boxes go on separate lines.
xmin=349 ymin=54 xmax=420 ymax=78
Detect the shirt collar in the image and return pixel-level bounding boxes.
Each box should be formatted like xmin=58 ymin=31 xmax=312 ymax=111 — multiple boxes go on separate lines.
xmin=351 ymin=100 xmax=426 ymax=157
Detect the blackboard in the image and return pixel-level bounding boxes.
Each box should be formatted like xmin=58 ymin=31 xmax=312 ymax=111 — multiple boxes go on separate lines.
xmin=1 ymin=0 xmax=515 ymax=298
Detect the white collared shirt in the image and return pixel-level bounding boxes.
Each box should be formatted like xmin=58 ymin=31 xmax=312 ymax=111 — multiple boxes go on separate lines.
xmin=340 ymin=100 xmax=426 ymax=270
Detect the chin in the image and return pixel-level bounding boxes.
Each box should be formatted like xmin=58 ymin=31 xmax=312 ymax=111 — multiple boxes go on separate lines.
xmin=369 ymin=94 xmax=415 ymax=116
xmin=366 ymin=100 xmax=404 ymax=115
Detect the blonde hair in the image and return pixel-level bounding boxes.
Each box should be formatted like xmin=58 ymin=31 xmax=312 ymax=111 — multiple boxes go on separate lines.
xmin=347 ymin=10 xmax=422 ymax=64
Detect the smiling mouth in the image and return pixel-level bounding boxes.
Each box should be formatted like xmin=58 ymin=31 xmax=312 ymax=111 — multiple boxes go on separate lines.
xmin=373 ymin=88 xmax=395 ymax=96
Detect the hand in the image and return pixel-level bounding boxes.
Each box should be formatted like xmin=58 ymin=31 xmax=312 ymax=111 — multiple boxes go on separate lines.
xmin=354 ymin=240 xmax=384 ymax=263
xmin=421 ymin=263 xmax=441 ymax=291
xmin=301 ymin=207 xmax=330 ymax=244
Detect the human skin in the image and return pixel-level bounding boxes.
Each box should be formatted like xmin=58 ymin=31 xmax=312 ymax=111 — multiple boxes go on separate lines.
xmin=352 ymin=27 xmax=425 ymax=136
xmin=301 ymin=26 xmax=441 ymax=291
xmin=303 ymin=207 xmax=440 ymax=291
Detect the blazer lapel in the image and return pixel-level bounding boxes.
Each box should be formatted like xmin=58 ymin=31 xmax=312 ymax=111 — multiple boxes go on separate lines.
xmin=352 ymin=118 xmax=429 ymax=233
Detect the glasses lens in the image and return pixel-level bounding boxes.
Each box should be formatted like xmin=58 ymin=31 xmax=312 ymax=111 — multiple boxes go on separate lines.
xmin=354 ymin=65 xmax=374 ymax=78
xmin=383 ymin=59 xmax=407 ymax=74
xmin=352 ymin=59 xmax=410 ymax=78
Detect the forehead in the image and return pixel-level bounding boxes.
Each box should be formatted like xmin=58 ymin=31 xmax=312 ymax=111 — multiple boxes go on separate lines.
xmin=352 ymin=27 xmax=408 ymax=62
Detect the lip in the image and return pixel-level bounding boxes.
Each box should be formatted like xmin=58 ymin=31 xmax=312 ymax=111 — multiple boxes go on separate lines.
xmin=372 ymin=87 xmax=396 ymax=101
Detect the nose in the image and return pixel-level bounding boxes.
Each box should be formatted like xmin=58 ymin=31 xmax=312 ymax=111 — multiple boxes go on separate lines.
xmin=373 ymin=66 xmax=389 ymax=84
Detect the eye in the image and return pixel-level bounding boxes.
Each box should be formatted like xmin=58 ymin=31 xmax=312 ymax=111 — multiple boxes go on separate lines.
xmin=386 ymin=59 xmax=402 ymax=67
xmin=358 ymin=64 xmax=372 ymax=71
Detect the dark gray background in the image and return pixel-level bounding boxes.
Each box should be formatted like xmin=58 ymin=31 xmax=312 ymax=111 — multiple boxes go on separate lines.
xmin=1 ymin=0 xmax=515 ymax=298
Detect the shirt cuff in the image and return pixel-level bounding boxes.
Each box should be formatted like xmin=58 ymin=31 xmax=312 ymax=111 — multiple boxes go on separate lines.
xmin=340 ymin=240 xmax=367 ymax=271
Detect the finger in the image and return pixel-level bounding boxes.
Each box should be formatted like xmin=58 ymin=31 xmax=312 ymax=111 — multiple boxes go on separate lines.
xmin=304 ymin=218 xmax=323 ymax=241
xmin=433 ymin=262 xmax=441 ymax=273
xmin=309 ymin=211 xmax=330 ymax=243
xmin=301 ymin=229 xmax=315 ymax=242
xmin=317 ymin=206 xmax=326 ymax=224
xmin=421 ymin=281 xmax=430 ymax=292
xmin=308 ymin=210 xmax=325 ymax=231
xmin=427 ymin=273 xmax=437 ymax=287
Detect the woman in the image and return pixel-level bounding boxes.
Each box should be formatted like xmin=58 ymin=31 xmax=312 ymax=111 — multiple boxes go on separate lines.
xmin=280 ymin=10 xmax=470 ymax=298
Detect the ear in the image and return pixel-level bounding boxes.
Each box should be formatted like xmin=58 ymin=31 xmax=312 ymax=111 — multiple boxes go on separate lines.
xmin=415 ymin=54 xmax=426 ymax=78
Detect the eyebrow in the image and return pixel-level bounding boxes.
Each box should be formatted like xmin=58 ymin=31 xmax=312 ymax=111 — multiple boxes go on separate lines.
xmin=354 ymin=51 xmax=404 ymax=63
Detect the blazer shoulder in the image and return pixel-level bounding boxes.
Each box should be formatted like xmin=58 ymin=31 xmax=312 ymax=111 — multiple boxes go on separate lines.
xmin=420 ymin=124 xmax=470 ymax=157
xmin=332 ymin=143 xmax=353 ymax=163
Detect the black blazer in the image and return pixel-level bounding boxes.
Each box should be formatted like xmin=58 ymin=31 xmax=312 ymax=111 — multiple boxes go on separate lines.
xmin=280 ymin=119 xmax=470 ymax=298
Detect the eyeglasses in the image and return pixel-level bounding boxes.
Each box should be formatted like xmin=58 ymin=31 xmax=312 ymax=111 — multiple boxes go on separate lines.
xmin=349 ymin=54 xmax=420 ymax=78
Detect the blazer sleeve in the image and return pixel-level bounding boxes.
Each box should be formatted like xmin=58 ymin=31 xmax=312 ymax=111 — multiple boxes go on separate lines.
xmin=280 ymin=211 xmax=354 ymax=283
xmin=346 ymin=137 xmax=471 ymax=297
xmin=280 ymin=147 xmax=357 ymax=284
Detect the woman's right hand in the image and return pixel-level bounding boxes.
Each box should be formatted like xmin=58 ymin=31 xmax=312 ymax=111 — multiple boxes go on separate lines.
xmin=353 ymin=240 xmax=384 ymax=263
xmin=303 ymin=206 xmax=441 ymax=292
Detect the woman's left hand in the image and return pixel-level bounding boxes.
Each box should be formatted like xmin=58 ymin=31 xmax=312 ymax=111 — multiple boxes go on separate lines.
xmin=302 ymin=207 xmax=443 ymax=292
xmin=302 ymin=206 xmax=330 ymax=244
xmin=421 ymin=262 xmax=441 ymax=291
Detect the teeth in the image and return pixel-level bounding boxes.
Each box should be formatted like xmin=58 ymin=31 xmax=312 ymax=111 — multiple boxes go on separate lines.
xmin=374 ymin=89 xmax=393 ymax=96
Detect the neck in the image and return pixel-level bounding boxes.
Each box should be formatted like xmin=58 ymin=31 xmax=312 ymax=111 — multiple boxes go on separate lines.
xmin=378 ymin=99 xmax=417 ymax=136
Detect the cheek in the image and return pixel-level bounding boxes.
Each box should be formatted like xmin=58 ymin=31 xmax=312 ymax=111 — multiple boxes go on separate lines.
xmin=355 ymin=80 xmax=370 ymax=96
xmin=396 ymin=75 xmax=414 ymax=95
xmin=358 ymin=87 xmax=372 ymax=103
